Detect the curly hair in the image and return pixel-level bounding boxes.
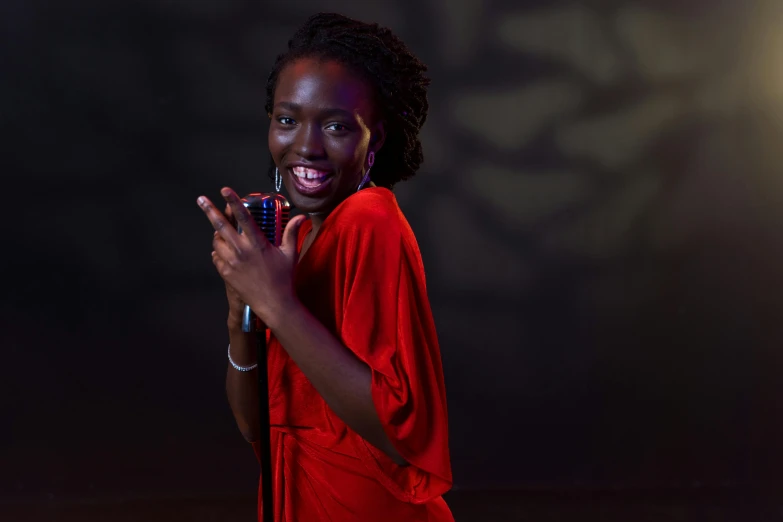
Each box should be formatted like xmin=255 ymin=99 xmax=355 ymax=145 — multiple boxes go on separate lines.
xmin=265 ymin=13 xmax=430 ymax=189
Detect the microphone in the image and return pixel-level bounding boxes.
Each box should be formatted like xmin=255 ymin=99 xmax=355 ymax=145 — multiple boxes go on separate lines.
xmin=236 ymin=191 xmax=291 ymax=522
xmin=238 ymin=192 xmax=291 ymax=333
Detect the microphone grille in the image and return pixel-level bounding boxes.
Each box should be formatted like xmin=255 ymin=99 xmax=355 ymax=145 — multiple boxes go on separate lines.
xmin=240 ymin=193 xmax=292 ymax=247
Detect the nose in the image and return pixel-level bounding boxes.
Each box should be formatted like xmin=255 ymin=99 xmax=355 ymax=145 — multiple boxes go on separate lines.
xmin=293 ymin=122 xmax=326 ymax=159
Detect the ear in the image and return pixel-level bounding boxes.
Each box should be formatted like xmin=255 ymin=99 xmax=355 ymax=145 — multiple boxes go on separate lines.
xmin=370 ymin=120 xmax=386 ymax=155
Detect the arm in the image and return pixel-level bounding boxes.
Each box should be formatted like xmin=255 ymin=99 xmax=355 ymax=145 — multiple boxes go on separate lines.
xmin=209 ymin=205 xmax=262 ymax=443
xmin=267 ymin=297 xmax=408 ymax=466
xmin=198 ymin=189 xmax=406 ymax=465
xmin=225 ymin=322 xmax=260 ymax=442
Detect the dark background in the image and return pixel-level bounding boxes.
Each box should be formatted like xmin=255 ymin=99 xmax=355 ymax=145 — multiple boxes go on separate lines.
xmin=3 ymin=0 xmax=783 ymax=517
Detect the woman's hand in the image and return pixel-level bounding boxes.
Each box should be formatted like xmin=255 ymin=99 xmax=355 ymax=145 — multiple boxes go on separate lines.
xmin=217 ymin=204 xmax=246 ymax=328
xmin=198 ymin=187 xmax=307 ymax=329
xmin=221 ymin=260 xmax=247 ymax=329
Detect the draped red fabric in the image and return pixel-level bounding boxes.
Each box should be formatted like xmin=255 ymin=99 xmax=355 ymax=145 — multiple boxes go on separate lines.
xmin=250 ymin=187 xmax=453 ymax=521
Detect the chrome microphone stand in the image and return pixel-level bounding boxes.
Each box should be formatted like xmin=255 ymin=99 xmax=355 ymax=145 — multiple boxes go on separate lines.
xmin=240 ymin=193 xmax=290 ymax=522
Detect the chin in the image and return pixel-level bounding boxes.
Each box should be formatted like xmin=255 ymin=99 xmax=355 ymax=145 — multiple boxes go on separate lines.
xmin=284 ymin=176 xmax=352 ymax=215
xmin=284 ymin=186 xmax=333 ymax=215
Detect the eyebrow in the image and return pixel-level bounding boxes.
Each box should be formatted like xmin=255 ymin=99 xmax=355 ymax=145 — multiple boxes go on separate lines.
xmin=274 ymin=101 xmax=355 ymax=120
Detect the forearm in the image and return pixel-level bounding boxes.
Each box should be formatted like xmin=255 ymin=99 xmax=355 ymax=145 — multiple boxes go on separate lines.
xmin=225 ymin=324 xmax=260 ymax=442
xmin=266 ymin=298 xmax=406 ymax=465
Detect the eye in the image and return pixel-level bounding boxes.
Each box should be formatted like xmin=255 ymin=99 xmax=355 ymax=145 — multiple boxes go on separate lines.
xmin=325 ymin=123 xmax=348 ymax=132
xmin=277 ymin=117 xmax=296 ymax=126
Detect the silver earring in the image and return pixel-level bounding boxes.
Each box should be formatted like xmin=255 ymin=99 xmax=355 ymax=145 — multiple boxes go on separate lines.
xmin=274 ymin=167 xmax=282 ymax=192
xmin=357 ymin=151 xmax=375 ymax=191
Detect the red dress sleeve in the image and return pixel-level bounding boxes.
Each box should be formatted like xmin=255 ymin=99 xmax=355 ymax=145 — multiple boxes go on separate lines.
xmin=333 ymin=204 xmax=453 ymax=504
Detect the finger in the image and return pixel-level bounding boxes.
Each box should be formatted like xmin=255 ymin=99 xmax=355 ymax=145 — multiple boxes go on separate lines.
xmin=213 ymin=233 xmax=236 ymax=266
xmin=212 ymin=231 xmax=222 ymax=249
xmin=213 ymin=230 xmax=227 ymax=246
xmin=198 ymin=195 xmax=241 ymax=250
xmin=211 ymin=251 xmax=230 ymax=277
xmin=220 ymin=187 xmax=265 ymax=247
xmin=224 ymin=204 xmax=237 ymax=229
xmin=279 ymin=214 xmax=308 ymax=259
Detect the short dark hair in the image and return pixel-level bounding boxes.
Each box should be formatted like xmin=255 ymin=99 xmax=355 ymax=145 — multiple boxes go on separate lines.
xmin=265 ymin=13 xmax=430 ymax=189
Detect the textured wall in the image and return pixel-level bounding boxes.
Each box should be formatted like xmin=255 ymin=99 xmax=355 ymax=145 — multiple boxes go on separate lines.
xmin=3 ymin=0 xmax=783 ymax=500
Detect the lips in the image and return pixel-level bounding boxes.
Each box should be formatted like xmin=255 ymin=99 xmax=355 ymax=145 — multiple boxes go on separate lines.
xmin=289 ymin=166 xmax=334 ymax=196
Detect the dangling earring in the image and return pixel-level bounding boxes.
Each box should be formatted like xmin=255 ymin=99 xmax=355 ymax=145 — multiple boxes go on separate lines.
xmin=274 ymin=167 xmax=282 ymax=192
xmin=357 ymin=151 xmax=375 ymax=192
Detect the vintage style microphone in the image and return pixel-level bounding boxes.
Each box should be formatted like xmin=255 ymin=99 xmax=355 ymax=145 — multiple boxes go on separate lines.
xmin=238 ymin=192 xmax=291 ymax=522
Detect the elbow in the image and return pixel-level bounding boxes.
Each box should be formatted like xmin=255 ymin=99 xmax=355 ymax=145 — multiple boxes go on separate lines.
xmin=241 ymin=431 xmax=259 ymax=443
xmin=239 ymin=423 xmax=260 ymax=443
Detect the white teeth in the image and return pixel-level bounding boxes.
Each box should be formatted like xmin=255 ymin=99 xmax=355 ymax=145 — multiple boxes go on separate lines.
xmin=292 ymin=166 xmax=330 ymax=180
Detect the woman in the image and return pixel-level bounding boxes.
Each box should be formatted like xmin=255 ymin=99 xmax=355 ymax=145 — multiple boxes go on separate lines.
xmin=197 ymin=13 xmax=453 ymax=521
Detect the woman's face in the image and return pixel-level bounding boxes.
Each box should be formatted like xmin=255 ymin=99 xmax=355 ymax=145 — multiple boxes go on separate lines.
xmin=268 ymin=57 xmax=385 ymax=214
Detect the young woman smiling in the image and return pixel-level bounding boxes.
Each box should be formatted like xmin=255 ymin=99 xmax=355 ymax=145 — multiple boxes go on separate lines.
xmin=197 ymin=13 xmax=453 ymax=521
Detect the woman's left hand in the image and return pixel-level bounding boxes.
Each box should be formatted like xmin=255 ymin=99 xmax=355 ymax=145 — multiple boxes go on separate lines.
xmin=197 ymin=187 xmax=307 ymax=328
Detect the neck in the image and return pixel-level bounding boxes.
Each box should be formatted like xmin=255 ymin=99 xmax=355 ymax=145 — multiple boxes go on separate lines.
xmin=308 ymin=211 xmax=327 ymax=231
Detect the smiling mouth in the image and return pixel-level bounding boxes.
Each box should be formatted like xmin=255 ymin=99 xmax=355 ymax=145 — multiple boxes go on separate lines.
xmin=291 ymin=166 xmax=333 ymax=191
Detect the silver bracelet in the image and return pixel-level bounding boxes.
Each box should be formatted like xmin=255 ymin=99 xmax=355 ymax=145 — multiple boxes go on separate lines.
xmin=228 ymin=344 xmax=257 ymax=372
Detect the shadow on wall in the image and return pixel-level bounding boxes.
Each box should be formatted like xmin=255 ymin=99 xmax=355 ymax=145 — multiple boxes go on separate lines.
xmin=416 ymin=0 xmax=783 ymax=488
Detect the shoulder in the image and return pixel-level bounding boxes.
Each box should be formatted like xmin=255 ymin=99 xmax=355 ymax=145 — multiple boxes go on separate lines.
xmin=322 ymin=188 xmax=428 ymax=269
xmin=321 ymin=188 xmax=429 ymax=286
xmin=329 ymin=187 xmax=405 ymax=239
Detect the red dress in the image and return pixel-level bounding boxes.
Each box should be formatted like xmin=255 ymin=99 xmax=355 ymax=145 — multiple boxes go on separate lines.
xmin=251 ymin=187 xmax=453 ymax=521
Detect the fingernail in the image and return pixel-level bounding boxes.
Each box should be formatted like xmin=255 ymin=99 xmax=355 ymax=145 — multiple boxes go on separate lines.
xmin=197 ymin=196 xmax=205 ymax=205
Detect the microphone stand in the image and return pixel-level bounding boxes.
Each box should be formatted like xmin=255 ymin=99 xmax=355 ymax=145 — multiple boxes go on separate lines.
xmin=242 ymin=305 xmax=274 ymax=522
xmin=243 ymin=308 xmax=274 ymax=522
xmin=257 ymin=321 xmax=273 ymax=522
xmin=239 ymin=192 xmax=289 ymax=521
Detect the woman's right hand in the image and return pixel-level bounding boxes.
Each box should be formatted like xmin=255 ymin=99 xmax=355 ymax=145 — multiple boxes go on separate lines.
xmin=214 ymin=202 xmax=248 ymax=329
xmin=222 ymin=271 xmax=247 ymax=329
